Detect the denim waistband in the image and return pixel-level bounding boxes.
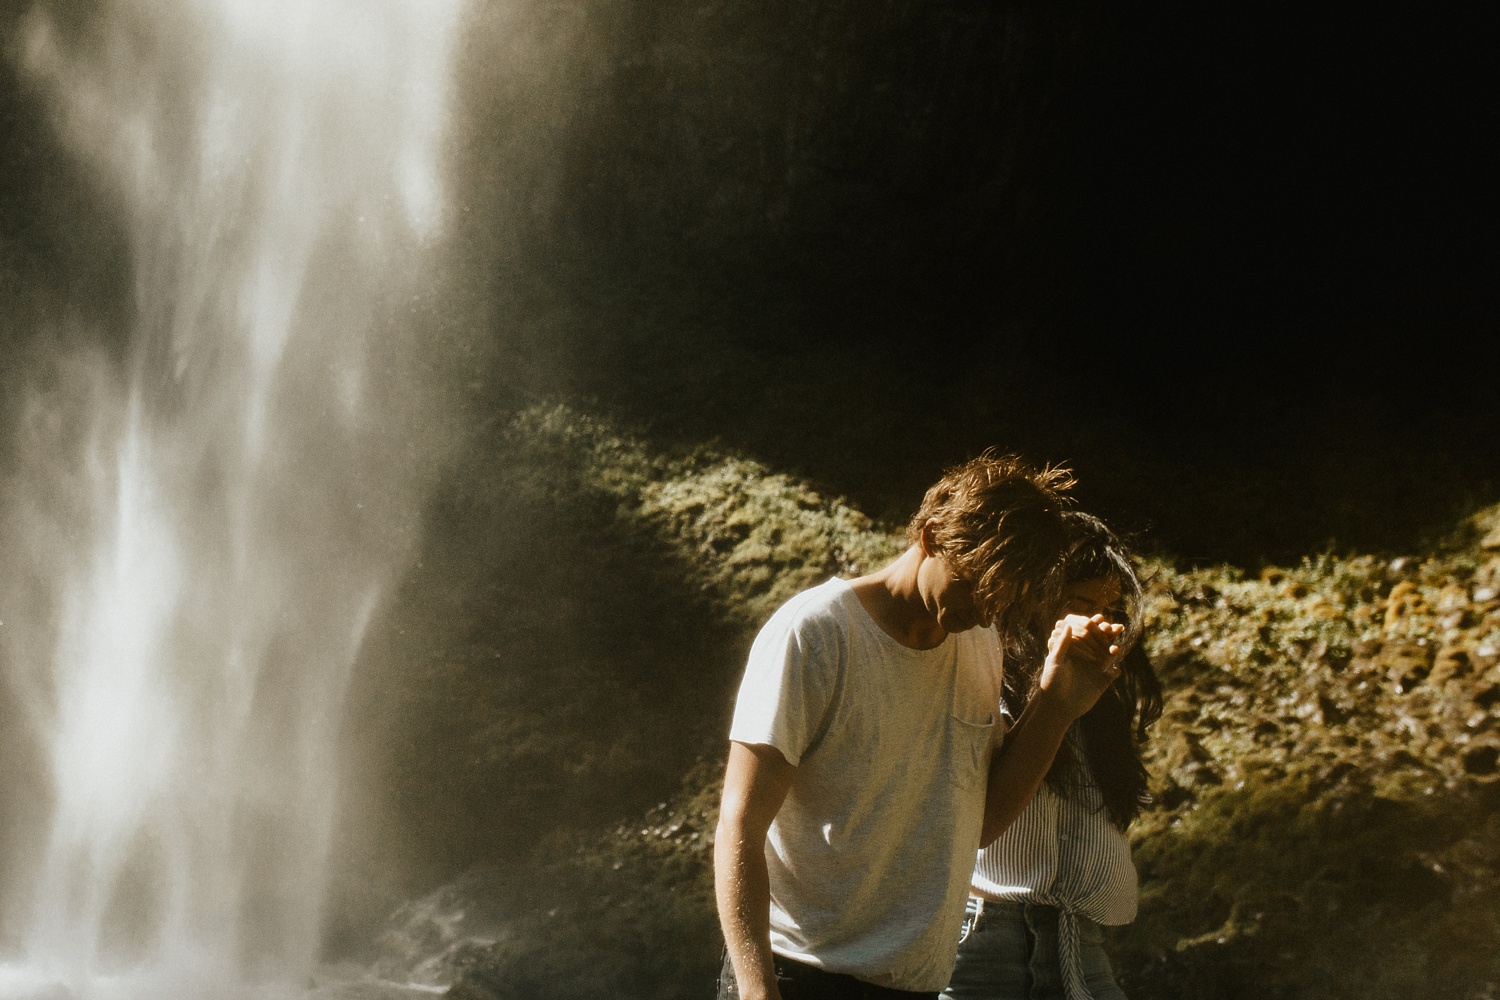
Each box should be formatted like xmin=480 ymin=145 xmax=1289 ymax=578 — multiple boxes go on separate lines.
xmin=963 ymin=897 xmax=1094 ymax=1000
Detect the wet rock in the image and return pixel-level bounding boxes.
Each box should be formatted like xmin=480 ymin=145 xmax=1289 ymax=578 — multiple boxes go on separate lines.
xmin=306 ymin=969 xmax=444 ymax=999
xmin=445 ymin=971 xmax=512 ymax=1000
xmin=373 ymin=866 xmax=534 ymax=988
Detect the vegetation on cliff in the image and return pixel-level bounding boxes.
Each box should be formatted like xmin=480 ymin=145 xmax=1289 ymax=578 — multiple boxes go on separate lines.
xmin=360 ymin=405 xmax=1499 ymax=1000
xmin=330 ymin=403 xmax=902 ymax=946
xmin=1118 ymin=520 xmax=1500 ymax=997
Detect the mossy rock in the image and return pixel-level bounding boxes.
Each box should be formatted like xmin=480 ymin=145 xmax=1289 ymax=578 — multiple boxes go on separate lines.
xmin=420 ymin=415 xmax=1500 ymax=999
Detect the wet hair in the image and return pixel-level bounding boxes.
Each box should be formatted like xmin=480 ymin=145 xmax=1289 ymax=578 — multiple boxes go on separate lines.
xmin=906 ymin=450 xmax=1076 ymax=648
xmin=1004 ymin=511 xmax=1164 ymax=829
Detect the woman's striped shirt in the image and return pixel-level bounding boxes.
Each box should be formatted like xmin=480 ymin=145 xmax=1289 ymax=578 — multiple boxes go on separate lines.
xmin=970 ymin=732 xmax=1138 ymax=924
xmin=968 ymin=727 xmax=1138 ymax=1000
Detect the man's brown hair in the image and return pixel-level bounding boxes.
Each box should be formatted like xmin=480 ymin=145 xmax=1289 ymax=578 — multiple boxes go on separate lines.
xmin=906 ymin=450 xmax=1076 ymax=636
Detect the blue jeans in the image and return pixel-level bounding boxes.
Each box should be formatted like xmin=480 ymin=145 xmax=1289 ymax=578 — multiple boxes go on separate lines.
xmin=939 ymin=898 xmax=1127 ymax=1000
xmin=718 ymin=949 xmax=939 ymax=1000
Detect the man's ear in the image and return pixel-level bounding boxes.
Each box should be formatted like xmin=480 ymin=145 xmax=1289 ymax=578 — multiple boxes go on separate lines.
xmin=918 ymin=519 xmax=940 ymax=558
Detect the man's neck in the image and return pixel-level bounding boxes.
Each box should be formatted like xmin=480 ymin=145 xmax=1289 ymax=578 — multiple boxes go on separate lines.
xmin=849 ymin=546 xmax=947 ymax=650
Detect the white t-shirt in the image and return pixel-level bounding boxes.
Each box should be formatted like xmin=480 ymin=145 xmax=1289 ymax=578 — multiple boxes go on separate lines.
xmin=729 ymin=577 xmax=1006 ymax=992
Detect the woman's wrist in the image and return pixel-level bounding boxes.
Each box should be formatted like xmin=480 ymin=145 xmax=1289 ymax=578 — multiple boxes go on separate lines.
xmin=1026 ymin=686 xmax=1082 ymax=729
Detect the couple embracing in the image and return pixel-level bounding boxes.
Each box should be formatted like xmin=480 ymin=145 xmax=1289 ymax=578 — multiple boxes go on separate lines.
xmin=715 ymin=452 xmax=1161 ymax=1000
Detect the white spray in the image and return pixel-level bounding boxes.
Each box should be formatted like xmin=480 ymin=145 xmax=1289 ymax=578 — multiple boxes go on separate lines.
xmin=0 ymin=0 xmax=464 ymax=995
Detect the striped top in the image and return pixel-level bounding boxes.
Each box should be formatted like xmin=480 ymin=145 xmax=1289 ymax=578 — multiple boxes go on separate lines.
xmin=970 ymin=751 xmax=1138 ymax=924
xmin=969 ymin=728 xmax=1138 ymax=1000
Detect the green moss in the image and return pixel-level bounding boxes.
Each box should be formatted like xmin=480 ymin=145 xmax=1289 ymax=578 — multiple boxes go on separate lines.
xmin=428 ymin=409 xmax=1500 ymax=1000
xmin=505 ymin=402 xmax=905 ymax=625
xmin=1115 ymin=514 xmax=1500 ymax=997
xmin=342 ymin=404 xmax=904 ymax=923
xmin=1115 ymin=775 xmax=1500 ymax=999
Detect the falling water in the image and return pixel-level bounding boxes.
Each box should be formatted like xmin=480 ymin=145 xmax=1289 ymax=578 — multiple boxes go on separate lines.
xmin=0 ymin=0 xmax=463 ymax=996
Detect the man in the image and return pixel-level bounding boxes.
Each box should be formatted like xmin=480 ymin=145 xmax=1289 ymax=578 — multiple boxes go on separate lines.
xmin=715 ymin=452 xmax=1124 ymax=1000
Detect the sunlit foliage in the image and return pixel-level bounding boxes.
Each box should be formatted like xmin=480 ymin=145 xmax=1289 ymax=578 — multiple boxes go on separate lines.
xmin=393 ymin=407 xmax=1500 ymax=999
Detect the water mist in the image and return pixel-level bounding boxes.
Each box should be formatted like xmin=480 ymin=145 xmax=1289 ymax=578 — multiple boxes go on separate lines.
xmin=0 ymin=0 xmax=464 ymax=996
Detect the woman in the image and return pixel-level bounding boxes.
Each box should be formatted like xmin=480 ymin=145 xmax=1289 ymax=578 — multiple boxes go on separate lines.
xmin=942 ymin=513 xmax=1163 ymax=1000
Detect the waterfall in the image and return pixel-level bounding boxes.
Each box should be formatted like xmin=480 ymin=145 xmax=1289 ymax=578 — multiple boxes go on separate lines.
xmin=0 ymin=0 xmax=464 ymax=995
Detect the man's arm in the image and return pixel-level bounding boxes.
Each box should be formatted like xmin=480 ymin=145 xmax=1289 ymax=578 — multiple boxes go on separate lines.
xmin=978 ymin=614 xmax=1122 ymax=846
xmin=715 ymin=740 xmax=796 ymax=1000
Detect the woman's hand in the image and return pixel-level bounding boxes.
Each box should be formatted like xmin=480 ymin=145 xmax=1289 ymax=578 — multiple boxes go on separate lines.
xmin=1037 ymin=613 xmax=1124 ymax=720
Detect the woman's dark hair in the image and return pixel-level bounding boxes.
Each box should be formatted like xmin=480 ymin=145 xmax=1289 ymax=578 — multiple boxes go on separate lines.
xmin=1076 ymin=642 xmax=1163 ymax=828
xmin=1003 ymin=512 xmax=1164 ymax=829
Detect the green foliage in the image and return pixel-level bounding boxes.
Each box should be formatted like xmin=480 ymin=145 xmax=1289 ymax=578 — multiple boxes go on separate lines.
xmin=401 ymin=408 xmax=1500 ymax=1000
xmin=335 ymin=404 xmax=902 ymax=933
xmin=1114 ymin=516 xmax=1500 ymax=998
xmin=504 ymin=402 xmax=905 ymax=626
xmin=1115 ymin=775 xmax=1500 ymax=999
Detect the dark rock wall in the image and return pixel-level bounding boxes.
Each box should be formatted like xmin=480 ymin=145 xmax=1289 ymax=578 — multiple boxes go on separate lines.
xmin=453 ymin=1 xmax=1090 ymax=337
xmin=440 ymin=0 xmax=1500 ymax=566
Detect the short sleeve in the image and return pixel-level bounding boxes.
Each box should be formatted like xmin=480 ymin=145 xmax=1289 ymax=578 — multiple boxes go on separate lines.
xmin=728 ymin=592 xmax=843 ymax=767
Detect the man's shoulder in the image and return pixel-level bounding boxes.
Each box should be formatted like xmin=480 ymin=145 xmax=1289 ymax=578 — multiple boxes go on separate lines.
xmin=755 ymin=577 xmax=857 ymax=646
xmin=769 ymin=576 xmax=853 ymax=619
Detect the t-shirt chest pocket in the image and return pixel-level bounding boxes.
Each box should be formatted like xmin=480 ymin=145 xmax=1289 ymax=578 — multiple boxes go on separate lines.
xmin=946 ymin=714 xmax=996 ymax=791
